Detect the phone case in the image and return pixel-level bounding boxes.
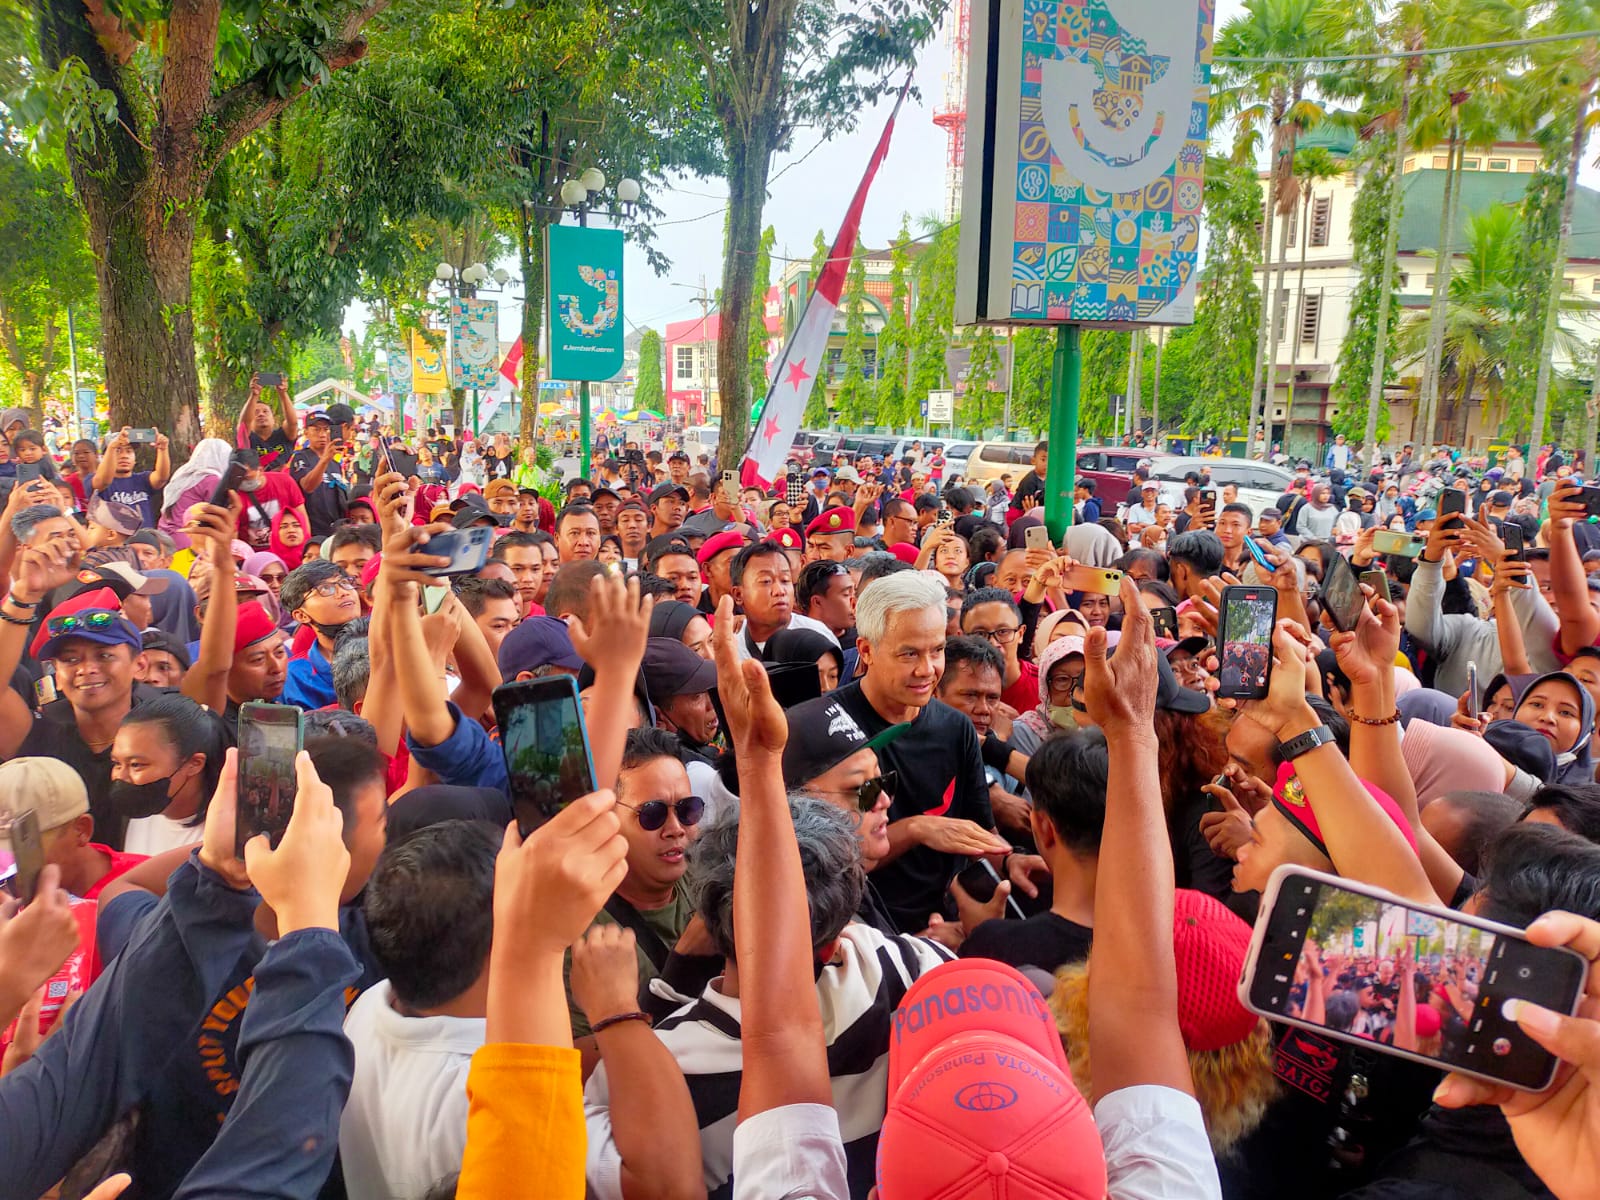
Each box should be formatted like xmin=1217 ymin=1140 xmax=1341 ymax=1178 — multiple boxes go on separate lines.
xmin=1241 ymin=865 xmax=1586 ymax=1092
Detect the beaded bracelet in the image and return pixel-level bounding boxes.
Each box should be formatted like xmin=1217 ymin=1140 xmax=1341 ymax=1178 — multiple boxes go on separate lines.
xmin=1349 ymin=710 xmax=1402 ymax=726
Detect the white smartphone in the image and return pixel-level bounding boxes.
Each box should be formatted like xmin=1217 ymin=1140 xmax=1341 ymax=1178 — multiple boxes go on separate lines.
xmin=1241 ymin=865 xmax=1587 ymax=1091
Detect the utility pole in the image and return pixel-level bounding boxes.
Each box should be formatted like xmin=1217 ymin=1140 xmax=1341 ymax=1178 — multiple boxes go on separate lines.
xmin=695 ymin=277 xmax=712 ymax=424
xmin=1150 ymin=327 xmax=1164 ymax=446
xmin=1002 ymin=330 xmax=1015 ymax=432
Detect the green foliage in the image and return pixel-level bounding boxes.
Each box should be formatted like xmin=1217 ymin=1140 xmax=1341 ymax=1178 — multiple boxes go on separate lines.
xmin=1008 ymin=327 xmax=1054 ymax=432
xmin=832 ymin=237 xmax=871 ymax=426
xmin=1184 ymin=156 xmax=1260 ymax=436
xmin=874 ymin=217 xmax=912 ymax=427
xmin=749 ymin=225 xmax=776 ymax=410
xmin=636 ymin=329 xmax=665 ymax=415
xmin=1332 ymin=136 xmax=1400 ymax=441
xmin=909 ymin=218 xmax=958 ymax=411
xmin=1079 ymin=330 xmax=1131 ymax=436
xmin=1501 ymin=158 xmax=1566 ymax=438
xmin=960 ymin=326 xmax=1002 ymax=433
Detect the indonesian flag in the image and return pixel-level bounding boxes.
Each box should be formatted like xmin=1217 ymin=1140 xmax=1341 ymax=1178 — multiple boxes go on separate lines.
xmin=740 ymin=84 xmax=908 ymax=488
xmin=478 ymin=338 xmax=524 ymax=429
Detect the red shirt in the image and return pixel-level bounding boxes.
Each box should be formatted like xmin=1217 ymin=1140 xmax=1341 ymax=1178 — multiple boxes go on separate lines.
xmin=1000 ymin=659 xmax=1040 ymax=713
xmin=237 ymin=470 xmax=308 ymax=548
xmin=80 ymin=844 xmax=148 ymax=902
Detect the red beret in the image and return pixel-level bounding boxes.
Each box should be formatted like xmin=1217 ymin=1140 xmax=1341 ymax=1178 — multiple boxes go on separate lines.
xmin=772 ymin=527 xmax=803 ymax=550
xmin=804 ymin=506 xmax=856 ymax=538
xmin=234 ymin=600 xmax=279 ymax=653
xmin=696 ymin=530 xmax=746 ymax=566
xmin=888 ymin=541 xmax=921 ymax=565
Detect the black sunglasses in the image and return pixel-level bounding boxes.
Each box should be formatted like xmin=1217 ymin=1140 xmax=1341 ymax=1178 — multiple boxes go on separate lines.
xmin=852 ymin=772 xmax=896 ymax=812
xmin=617 ymin=795 xmax=706 ymax=831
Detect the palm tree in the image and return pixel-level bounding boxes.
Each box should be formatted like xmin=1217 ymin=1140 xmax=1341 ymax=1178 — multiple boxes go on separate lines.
xmin=1213 ymin=0 xmax=1334 ymax=455
xmin=1279 ymin=146 xmax=1345 ymax=454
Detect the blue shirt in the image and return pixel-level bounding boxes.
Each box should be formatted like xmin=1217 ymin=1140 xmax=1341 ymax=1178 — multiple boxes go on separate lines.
xmin=282 ymin=641 xmax=335 ymax=710
xmin=406 ymin=700 xmax=510 ymax=794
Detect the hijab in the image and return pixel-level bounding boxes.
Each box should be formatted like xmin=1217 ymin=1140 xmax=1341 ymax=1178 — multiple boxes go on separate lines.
xmin=1513 ymin=671 xmax=1596 ymax=785
xmin=1032 ymin=607 xmax=1087 ymax=660
xmin=649 ymin=599 xmax=701 ymax=643
xmin=1400 ymin=720 xmax=1508 ymax=805
xmin=1063 ymin=523 xmax=1121 ymax=567
xmin=161 ymin=438 xmax=233 ymax=515
xmin=763 ymin=626 xmax=844 ymax=675
xmin=269 ymin=507 xmax=308 ymax=570
xmin=1395 ymin=688 xmax=1457 ymax=728
xmin=146 ymin=569 xmax=200 ymax=644
xmin=1016 ymin=635 xmax=1085 ymax=741
xmin=242 ymin=550 xmax=287 ymax=580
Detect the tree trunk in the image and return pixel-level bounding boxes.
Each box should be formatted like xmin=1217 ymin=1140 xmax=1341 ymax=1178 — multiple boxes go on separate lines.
xmin=1528 ymin=73 xmax=1594 ymax=458
xmin=1262 ymin=196 xmax=1294 ymax=454
xmin=1127 ymin=329 xmax=1143 ymax=439
xmin=714 ymin=113 xmax=780 ymax=474
xmin=518 ymin=217 xmax=547 ymax=453
xmin=1244 ymin=137 xmax=1282 ymax=454
xmin=1362 ymin=70 xmax=1413 ymax=470
xmin=1150 ymin=327 xmax=1164 ymax=442
xmin=1417 ymin=123 xmax=1460 ymax=460
xmin=1585 ymin=341 xmax=1600 ymax=475
xmin=1458 ymin=364 xmax=1476 ymax=447
xmin=1282 ymin=187 xmax=1314 ymax=456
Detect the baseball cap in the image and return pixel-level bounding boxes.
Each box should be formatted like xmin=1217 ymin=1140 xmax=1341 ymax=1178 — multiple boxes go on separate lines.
xmin=780 ymin=693 xmax=908 ymax=786
xmin=1272 ymin=760 xmax=1417 ymax=860
xmin=140 ymin=627 xmax=192 ymax=670
xmin=87 ymin=497 xmax=143 ymax=538
xmin=835 ymin=466 xmax=864 ymax=485
xmin=305 ymin=408 xmax=332 ymax=426
xmin=451 ymin=507 xmax=499 ymax=530
xmin=878 ymin=959 xmax=1107 ymax=1199
xmin=696 ymin=529 xmax=746 ymax=566
xmin=34 ymin=590 xmax=143 ymax=662
xmin=497 ymin=615 xmax=583 ymax=678
xmin=324 ymin=402 xmax=357 ymax=425
xmin=0 ymin=758 xmax=90 ymax=849
xmin=642 ymin=637 xmax=718 ymax=701
xmin=484 ymin=478 xmax=517 ymax=500
xmin=648 ymin=482 xmax=690 ymax=505
xmin=79 ymin=561 xmax=170 ymax=598
xmin=668 ymin=450 xmax=690 ymax=462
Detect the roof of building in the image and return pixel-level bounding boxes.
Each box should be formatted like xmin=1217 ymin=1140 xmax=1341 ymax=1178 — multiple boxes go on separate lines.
xmin=1296 ymin=120 xmax=1359 ymax=158
xmin=1398 ymin=169 xmax=1600 ymax=261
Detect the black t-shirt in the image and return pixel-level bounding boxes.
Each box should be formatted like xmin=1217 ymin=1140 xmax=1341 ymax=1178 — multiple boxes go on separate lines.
xmin=958 ymin=911 xmax=1092 ymax=972
xmin=1013 ymin=469 xmax=1045 ymax=509
xmin=831 ymin=680 xmax=993 ymax=933
xmin=249 ymin=429 xmax=294 ymax=473
xmin=953 ymin=512 xmax=992 ymax=540
xmin=485 ymin=451 xmax=516 ymax=480
xmin=288 ymin=447 xmax=348 ymax=536
xmin=18 ymin=683 xmax=175 ymax=851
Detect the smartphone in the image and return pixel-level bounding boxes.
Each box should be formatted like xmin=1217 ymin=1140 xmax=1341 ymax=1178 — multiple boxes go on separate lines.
xmin=1150 ymin=605 xmax=1178 ymax=639
xmin=493 ymin=677 xmax=598 ymax=836
xmin=206 ymin=459 xmax=253 ymax=508
xmin=721 ymin=469 xmax=738 ymax=499
xmin=1467 ymin=660 xmax=1481 ymax=717
xmin=418 ymin=527 xmax=494 ymax=577
xmin=1437 ymin=488 xmax=1466 ymax=523
xmin=1360 ymin=568 xmax=1391 ymax=605
xmin=15 ymin=461 xmax=43 ymax=484
xmin=1024 ymin=524 xmax=1053 ymax=553
xmin=1320 ymin=552 xmax=1365 ymax=634
xmin=422 ymin=583 xmax=450 ymax=615
xmin=1242 ymin=865 xmax=1587 ymax=1092
xmin=1200 ymin=488 xmax=1218 ymax=510
xmin=1061 ymin=564 xmax=1123 ymax=596
xmin=1372 ymin=530 xmax=1426 ymax=558
xmin=126 ymin=428 xmax=158 ymax=445
xmin=1500 ymin=520 xmax=1525 ymax=561
xmin=955 ymin=857 xmax=1026 ymax=920
xmin=1579 ymin=485 xmax=1600 ymax=520
xmin=1244 ymin=536 xmax=1275 ymax=573
xmin=1217 ymin=585 xmax=1277 ymax=700
xmin=6 ymin=809 xmax=44 ymax=904
xmin=236 ymin=702 xmax=304 ymax=855
xmin=256 ymin=371 xmax=283 ymax=388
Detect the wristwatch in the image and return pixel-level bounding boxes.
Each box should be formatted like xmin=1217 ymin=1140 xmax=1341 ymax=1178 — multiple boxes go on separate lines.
xmin=1277 ymin=723 xmax=1337 ymax=762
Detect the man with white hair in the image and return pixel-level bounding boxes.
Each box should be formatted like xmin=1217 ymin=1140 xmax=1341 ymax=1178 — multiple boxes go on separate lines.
xmin=828 ymin=571 xmax=1010 ymax=933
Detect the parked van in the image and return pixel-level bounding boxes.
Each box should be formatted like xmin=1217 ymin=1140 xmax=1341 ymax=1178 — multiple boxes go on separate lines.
xmin=962 ymin=441 xmax=1040 ymax=488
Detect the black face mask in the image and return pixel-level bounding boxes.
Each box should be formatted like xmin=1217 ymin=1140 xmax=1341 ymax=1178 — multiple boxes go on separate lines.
xmin=108 ymin=776 xmax=174 ymax=819
xmin=307 ymin=617 xmax=355 ymax=641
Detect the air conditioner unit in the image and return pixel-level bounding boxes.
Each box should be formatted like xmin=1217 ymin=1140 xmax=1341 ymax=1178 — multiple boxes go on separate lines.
xmin=1271 ymin=406 xmax=1287 ymax=420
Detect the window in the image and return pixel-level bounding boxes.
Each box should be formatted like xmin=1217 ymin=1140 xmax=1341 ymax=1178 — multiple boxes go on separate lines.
xmin=1404 ymin=157 xmax=1418 ymax=172
xmin=1518 ymin=159 xmax=1538 ymax=172
xmin=1432 ymin=155 xmax=1449 ymax=169
xmin=1488 ymin=158 xmax=1509 ymax=171
xmin=1463 ymin=157 xmax=1480 ymax=169
xmin=1274 ymin=290 xmax=1290 ymax=343
xmin=1284 ymin=204 xmax=1297 ymax=248
xmin=1299 ymin=291 xmax=1323 ymax=345
xmin=1398 ymin=272 xmax=1409 ymax=288
xmin=1424 ymin=273 xmax=1435 ymax=288
xmin=1310 ymin=195 xmax=1332 ymax=247
xmin=1592 ymin=278 xmax=1600 ymax=295
xmin=674 ymin=346 xmax=695 ymax=381
xmin=1564 ymin=278 xmax=1577 ymax=293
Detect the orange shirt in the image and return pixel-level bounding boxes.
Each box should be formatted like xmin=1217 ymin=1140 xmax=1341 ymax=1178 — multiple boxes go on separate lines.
xmin=456 ymin=1044 xmax=586 ymax=1200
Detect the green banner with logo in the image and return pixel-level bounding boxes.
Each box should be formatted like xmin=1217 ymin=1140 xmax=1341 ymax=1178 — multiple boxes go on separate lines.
xmin=546 ymin=224 xmax=625 ymax=381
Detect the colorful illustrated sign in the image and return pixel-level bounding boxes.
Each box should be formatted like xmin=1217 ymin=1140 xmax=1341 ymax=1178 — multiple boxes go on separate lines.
xmin=450 ymin=298 xmax=500 ymax=389
xmin=386 ymin=340 xmax=413 ymax=395
xmin=410 ymin=331 xmax=447 ymax=395
xmin=956 ymin=0 xmax=1214 ymax=328
xmin=546 ymin=224 xmax=624 ymax=381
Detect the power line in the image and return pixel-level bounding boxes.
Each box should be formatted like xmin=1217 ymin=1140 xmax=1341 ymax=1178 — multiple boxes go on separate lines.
xmin=1215 ymin=28 xmax=1600 ymax=66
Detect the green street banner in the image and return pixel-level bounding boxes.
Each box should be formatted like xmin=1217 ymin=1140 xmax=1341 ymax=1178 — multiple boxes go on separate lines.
xmin=546 ymin=225 xmax=624 ymax=381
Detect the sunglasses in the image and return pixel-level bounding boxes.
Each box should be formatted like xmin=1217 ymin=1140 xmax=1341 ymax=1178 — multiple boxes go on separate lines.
xmin=46 ymin=609 xmax=119 ymax=635
xmin=830 ymin=772 xmax=896 ymax=812
xmin=616 ymin=795 xmax=706 ymax=831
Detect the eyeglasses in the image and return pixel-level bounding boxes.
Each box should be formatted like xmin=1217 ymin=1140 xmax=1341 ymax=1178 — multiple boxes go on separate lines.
xmin=616 ymin=795 xmax=706 ymax=831
xmin=820 ymin=771 xmax=897 ymax=812
xmin=46 ymin=609 xmax=119 ymax=635
xmin=309 ymin=578 xmax=359 ymax=598
xmin=260 ymin=572 xmax=286 ymax=583
xmin=1047 ymin=672 xmax=1085 ymax=698
xmin=969 ymin=625 xmax=1021 ymax=645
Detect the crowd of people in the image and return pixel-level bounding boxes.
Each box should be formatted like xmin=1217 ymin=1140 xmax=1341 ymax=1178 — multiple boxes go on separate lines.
xmin=4 ymin=397 xmax=1600 ymax=1200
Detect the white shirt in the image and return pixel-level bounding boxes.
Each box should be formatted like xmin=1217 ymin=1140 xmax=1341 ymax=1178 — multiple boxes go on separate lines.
xmin=120 ymin=813 xmax=204 ymax=857
xmin=1096 ymin=1085 xmax=1224 ymax=1200
xmin=733 ymin=1104 xmax=849 ymax=1200
xmin=339 ymin=979 xmax=485 ymax=1200
xmin=734 ymin=612 xmax=840 ymax=662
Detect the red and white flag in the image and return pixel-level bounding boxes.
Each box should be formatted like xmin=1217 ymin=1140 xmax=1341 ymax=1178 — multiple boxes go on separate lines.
xmin=740 ymin=85 xmax=908 ymax=488
xmin=478 ymin=338 xmax=524 ymax=429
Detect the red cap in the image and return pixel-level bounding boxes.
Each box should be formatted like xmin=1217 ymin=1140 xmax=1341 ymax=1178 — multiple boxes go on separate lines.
xmin=233 ymin=600 xmax=278 ymax=653
xmin=772 ymin=527 xmax=802 ymax=550
xmin=804 ymin=506 xmax=856 ymax=538
xmin=696 ymin=530 xmax=746 ymax=566
xmin=1272 ymin=760 xmax=1417 ymax=860
xmin=1173 ymin=889 xmax=1261 ymax=1052
xmin=30 ymin=587 xmax=123 ymax=659
xmin=878 ymin=959 xmax=1106 ymax=1199
xmin=888 ymin=541 xmax=921 ymax=565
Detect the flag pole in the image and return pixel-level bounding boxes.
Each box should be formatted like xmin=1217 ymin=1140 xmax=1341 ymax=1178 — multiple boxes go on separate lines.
xmin=1043 ymin=324 xmax=1081 ymax=544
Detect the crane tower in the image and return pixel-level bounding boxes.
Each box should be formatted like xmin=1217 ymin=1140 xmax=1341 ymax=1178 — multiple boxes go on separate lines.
xmin=932 ymin=0 xmax=970 ymax=222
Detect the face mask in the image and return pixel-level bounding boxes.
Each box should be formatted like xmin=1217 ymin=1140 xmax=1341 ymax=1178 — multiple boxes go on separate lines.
xmin=307 ymin=616 xmax=355 ymax=640
xmin=1048 ymin=705 xmax=1079 ymax=731
xmin=109 ymin=776 xmax=175 ymax=819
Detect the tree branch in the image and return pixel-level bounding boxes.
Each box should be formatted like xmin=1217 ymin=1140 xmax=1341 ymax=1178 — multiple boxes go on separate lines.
xmin=80 ymin=0 xmax=139 ymax=66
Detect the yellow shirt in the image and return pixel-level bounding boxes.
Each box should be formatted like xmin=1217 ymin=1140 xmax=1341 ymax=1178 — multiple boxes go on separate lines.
xmin=456 ymin=1043 xmax=585 ymax=1199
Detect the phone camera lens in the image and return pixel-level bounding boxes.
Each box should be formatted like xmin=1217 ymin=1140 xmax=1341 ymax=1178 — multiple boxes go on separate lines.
xmin=1517 ymin=966 xmax=1532 ymax=980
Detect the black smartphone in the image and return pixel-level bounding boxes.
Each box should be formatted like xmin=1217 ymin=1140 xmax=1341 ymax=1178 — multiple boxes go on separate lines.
xmin=1201 ymin=488 xmax=1218 ymax=510
xmin=1468 ymin=659 xmax=1481 ymax=717
xmin=1500 ymin=520 xmax=1525 ymax=561
xmin=1320 ymin=552 xmax=1364 ymax=634
xmin=236 ymin=702 xmax=303 ymax=855
xmin=206 ymin=459 xmax=253 ymax=508
xmin=1437 ymin=488 xmax=1466 ymax=523
xmin=493 ymin=677 xmax=598 ymax=836
xmin=1243 ymin=866 xmax=1587 ymax=1092
xmin=15 ymin=461 xmax=43 ymax=484
xmin=419 ymin=527 xmax=494 ymax=577
xmin=1360 ymin=568 xmax=1391 ymax=605
xmin=1150 ymin=605 xmax=1178 ymax=639
xmin=256 ymin=371 xmax=283 ymax=388
xmin=955 ymin=857 xmax=1026 ymax=919
xmin=126 ymin=428 xmax=158 ymax=445
xmin=6 ymin=808 xmax=44 ymax=904
xmin=1579 ymin=486 xmax=1600 ymax=520
xmin=1218 ymin=585 xmax=1277 ymax=700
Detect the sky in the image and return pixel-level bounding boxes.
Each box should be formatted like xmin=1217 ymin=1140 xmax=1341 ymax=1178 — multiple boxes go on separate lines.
xmin=347 ymin=0 xmax=1598 ymax=354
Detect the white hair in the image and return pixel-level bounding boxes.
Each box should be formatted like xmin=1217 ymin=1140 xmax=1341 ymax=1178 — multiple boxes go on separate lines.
xmin=855 ymin=570 xmax=947 ymax=646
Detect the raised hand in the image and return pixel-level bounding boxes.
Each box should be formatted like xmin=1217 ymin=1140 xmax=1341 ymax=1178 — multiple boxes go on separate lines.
xmin=0 ymin=866 xmax=80 ymax=1013
xmin=378 ymin=522 xmax=451 ymax=596
xmin=242 ymin=752 xmax=351 ymax=935
xmin=493 ymin=792 xmax=628 ymax=958
xmin=569 ymin=924 xmax=642 ymax=1029
xmin=1198 ymin=783 xmax=1255 ymax=860
xmin=1082 ymin=572 xmax=1157 ymax=736
xmin=1547 ymin=479 xmax=1587 ymax=530
xmin=1329 ymin=590 xmax=1400 ymax=692
xmin=1238 ymin=620 xmax=1319 ymax=740
xmin=11 ymin=538 xmax=76 ymax=603
xmin=198 ymin=748 xmax=252 ymax=890
xmin=567 ymin=570 xmax=653 ymax=678
xmin=711 ymin=594 xmax=786 ymax=757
